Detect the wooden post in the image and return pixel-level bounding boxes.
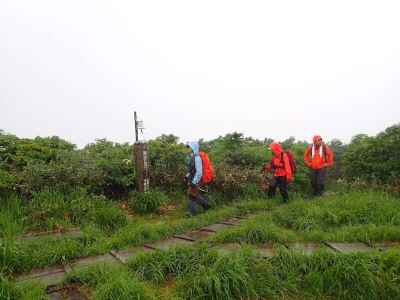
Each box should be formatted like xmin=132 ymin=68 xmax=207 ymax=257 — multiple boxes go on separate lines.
xmin=134 ymin=143 xmax=149 ymax=192
xmin=133 ymin=112 xmax=149 ymax=192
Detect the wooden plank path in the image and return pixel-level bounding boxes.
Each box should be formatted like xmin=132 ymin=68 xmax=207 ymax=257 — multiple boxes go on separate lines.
xmin=16 ymin=214 xmax=246 ymax=299
xmin=18 ymin=228 xmax=82 ymax=242
xmin=14 ymin=213 xmax=400 ymax=299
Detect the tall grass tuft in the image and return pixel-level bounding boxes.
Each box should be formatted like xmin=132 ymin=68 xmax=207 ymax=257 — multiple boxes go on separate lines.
xmin=66 ymin=263 xmax=154 ymax=300
xmin=177 ymin=250 xmax=257 ymax=300
xmin=128 ymin=245 xmax=218 ymax=284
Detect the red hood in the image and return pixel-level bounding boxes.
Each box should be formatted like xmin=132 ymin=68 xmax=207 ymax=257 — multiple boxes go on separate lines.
xmin=313 ymin=135 xmax=322 ymax=144
xmin=269 ymin=142 xmax=282 ymax=156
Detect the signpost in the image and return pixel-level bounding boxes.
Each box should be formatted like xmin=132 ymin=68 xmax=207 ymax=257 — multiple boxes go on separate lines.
xmin=133 ymin=112 xmax=150 ymax=192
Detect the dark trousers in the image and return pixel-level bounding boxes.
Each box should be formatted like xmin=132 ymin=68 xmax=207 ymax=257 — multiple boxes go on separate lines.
xmin=268 ymin=176 xmax=289 ymax=202
xmin=310 ymin=168 xmax=326 ymax=196
xmin=188 ymin=185 xmax=209 ymax=215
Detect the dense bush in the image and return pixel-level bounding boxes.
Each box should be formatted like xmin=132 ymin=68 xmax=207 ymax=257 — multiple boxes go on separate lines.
xmin=0 ymin=133 xmax=134 ymax=197
xmin=343 ymin=124 xmax=400 ymax=183
xmin=1 ymin=123 xmax=399 ymax=200
xmin=148 ymin=135 xmax=187 ymax=191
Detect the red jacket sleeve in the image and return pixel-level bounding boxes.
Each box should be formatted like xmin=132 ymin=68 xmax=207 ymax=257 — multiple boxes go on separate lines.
xmin=303 ymin=145 xmax=312 ymax=168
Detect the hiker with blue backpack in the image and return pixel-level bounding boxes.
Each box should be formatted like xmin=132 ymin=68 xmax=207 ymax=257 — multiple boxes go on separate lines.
xmin=185 ymin=142 xmax=214 ymax=215
xmin=262 ymin=142 xmax=295 ymax=203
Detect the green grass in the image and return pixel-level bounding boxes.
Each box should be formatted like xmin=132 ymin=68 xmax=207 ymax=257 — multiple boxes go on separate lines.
xmin=175 ymin=247 xmax=258 ymax=300
xmin=206 ymin=190 xmax=400 ymax=245
xmin=0 ymin=274 xmax=48 ymax=300
xmin=3 ymin=189 xmax=400 ymax=299
xmin=91 ymin=206 xmax=128 ymax=233
xmin=128 ymin=246 xmax=219 ymax=284
xmin=271 ymin=190 xmax=400 ymax=231
xmin=0 ymin=195 xmax=25 ymax=239
xmin=126 ymin=241 xmax=400 ymax=300
xmin=206 ymin=214 xmax=297 ymax=245
xmin=1 ymin=198 xmax=275 ymax=275
xmin=128 ymin=190 xmax=169 ymax=214
xmin=66 ymin=263 xmax=155 ymax=300
xmin=0 ymin=189 xmax=130 ymax=237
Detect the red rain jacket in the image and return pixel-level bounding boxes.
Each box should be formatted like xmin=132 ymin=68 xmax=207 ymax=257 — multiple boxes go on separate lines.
xmin=263 ymin=143 xmax=293 ymax=182
xmin=303 ymin=136 xmax=334 ymax=170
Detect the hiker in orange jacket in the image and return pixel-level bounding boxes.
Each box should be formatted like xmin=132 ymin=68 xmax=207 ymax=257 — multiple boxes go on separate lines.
xmin=262 ymin=142 xmax=293 ymax=203
xmin=303 ymin=135 xmax=334 ymax=196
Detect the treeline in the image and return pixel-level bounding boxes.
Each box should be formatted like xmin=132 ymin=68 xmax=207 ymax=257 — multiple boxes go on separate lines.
xmin=0 ymin=124 xmax=399 ymax=199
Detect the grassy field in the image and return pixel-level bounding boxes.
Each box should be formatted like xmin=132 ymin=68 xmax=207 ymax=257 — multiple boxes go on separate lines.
xmin=1 ymin=188 xmax=400 ymax=299
xmin=207 ymin=190 xmax=400 ymax=245
xmin=0 ymin=192 xmax=277 ymax=275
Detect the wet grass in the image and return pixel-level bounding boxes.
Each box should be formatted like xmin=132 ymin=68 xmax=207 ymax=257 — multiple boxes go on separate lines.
xmin=2 ymin=189 xmax=400 ymax=299
xmin=66 ymin=263 xmax=155 ymax=300
xmin=207 ymin=190 xmax=400 ymax=245
xmin=1 ymin=198 xmax=275 ymax=275
xmin=0 ymin=189 xmax=130 ymax=238
xmin=0 ymin=274 xmax=48 ymax=300
xmin=0 ymin=195 xmax=25 ymax=239
xmin=126 ymin=243 xmax=400 ymax=300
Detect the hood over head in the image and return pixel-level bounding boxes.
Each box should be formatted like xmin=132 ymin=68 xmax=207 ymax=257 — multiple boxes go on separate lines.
xmin=313 ymin=135 xmax=323 ymax=144
xmin=269 ymin=142 xmax=283 ymax=156
xmin=186 ymin=141 xmax=200 ymax=155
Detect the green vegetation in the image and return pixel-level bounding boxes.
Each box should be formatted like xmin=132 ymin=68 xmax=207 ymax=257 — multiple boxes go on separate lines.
xmin=0 ymin=189 xmax=128 ymax=237
xmin=0 ymin=275 xmax=47 ymax=300
xmin=66 ymin=264 xmax=155 ymax=300
xmin=0 ymin=198 xmax=274 ymax=275
xmin=128 ymin=191 xmax=169 ymax=214
xmin=208 ymin=190 xmax=400 ymax=245
xmin=128 ymin=246 xmax=219 ymax=284
xmin=343 ymin=125 xmax=400 ymax=185
xmin=1 ymin=124 xmax=400 ymax=299
xmin=126 ymin=244 xmax=400 ymax=300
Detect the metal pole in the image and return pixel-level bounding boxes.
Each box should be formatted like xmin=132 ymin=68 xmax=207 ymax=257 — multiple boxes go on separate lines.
xmin=134 ymin=111 xmax=139 ymax=143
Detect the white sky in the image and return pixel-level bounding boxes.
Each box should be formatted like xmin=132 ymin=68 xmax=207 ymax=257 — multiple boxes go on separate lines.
xmin=1 ymin=0 xmax=399 ymax=147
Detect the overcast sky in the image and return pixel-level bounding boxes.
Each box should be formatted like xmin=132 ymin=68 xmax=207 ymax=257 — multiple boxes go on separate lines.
xmin=1 ymin=1 xmax=399 ymax=147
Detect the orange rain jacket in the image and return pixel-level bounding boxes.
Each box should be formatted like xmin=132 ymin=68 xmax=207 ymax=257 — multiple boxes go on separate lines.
xmin=303 ymin=135 xmax=334 ymax=170
xmin=263 ymin=143 xmax=293 ymax=182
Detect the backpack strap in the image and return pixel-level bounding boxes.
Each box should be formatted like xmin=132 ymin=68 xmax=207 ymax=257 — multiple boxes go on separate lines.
xmin=323 ymin=144 xmax=328 ymax=162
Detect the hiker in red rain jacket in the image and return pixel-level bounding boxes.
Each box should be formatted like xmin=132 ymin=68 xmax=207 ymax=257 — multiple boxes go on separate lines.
xmin=303 ymin=135 xmax=334 ymax=196
xmin=263 ymin=142 xmax=293 ymax=203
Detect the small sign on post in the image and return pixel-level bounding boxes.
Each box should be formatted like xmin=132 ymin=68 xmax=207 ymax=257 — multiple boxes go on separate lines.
xmin=133 ymin=112 xmax=150 ymax=192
